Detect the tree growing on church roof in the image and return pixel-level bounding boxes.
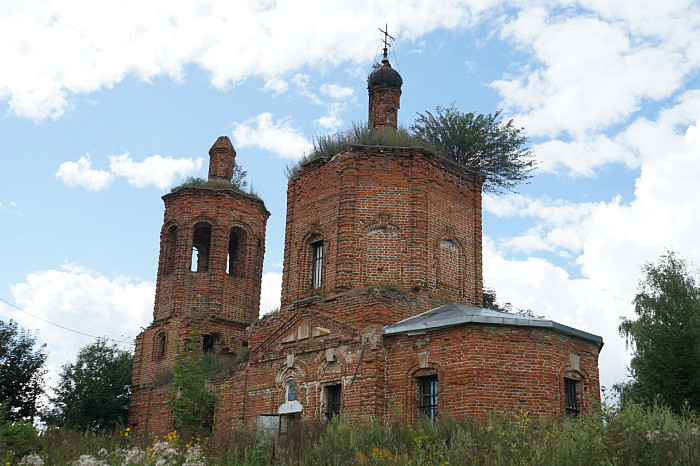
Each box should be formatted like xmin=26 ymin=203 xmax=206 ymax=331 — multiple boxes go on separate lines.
xmin=411 ymin=104 xmax=536 ymax=194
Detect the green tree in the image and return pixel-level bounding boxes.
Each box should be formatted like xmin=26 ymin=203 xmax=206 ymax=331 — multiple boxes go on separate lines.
xmin=410 ymin=104 xmax=535 ymax=194
xmin=618 ymin=251 xmax=700 ymax=412
xmin=231 ymin=161 xmax=248 ymax=190
xmin=48 ymin=339 xmax=132 ymax=430
xmin=0 ymin=320 xmax=47 ymax=422
xmin=170 ymin=331 xmax=217 ymax=438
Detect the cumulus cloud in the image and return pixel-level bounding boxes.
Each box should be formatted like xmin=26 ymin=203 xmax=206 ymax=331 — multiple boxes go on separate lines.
xmin=320 ymin=83 xmax=354 ymax=101
xmin=0 ymin=0 xmax=482 ymax=121
xmin=484 ymin=110 xmax=700 ymax=391
xmin=260 ymin=272 xmax=282 ymax=315
xmin=56 ymin=153 xmax=202 ymax=191
xmin=493 ymin=5 xmax=697 ymax=139
xmin=232 ymin=112 xmax=312 ymax=159
xmin=109 ymin=153 xmax=203 ymax=189
xmin=6 ymin=264 xmax=154 ymax=388
xmin=56 ymin=155 xmax=113 ymax=191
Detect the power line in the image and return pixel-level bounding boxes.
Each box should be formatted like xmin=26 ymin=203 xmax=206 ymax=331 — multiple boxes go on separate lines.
xmin=0 ymin=296 xmax=134 ymax=344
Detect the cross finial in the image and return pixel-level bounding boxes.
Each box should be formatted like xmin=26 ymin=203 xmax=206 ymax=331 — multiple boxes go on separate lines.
xmin=378 ymin=23 xmax=395 ymax=61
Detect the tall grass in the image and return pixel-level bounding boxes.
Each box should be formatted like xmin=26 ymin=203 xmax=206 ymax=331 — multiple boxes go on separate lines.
xmin=170 ymin=177 xmax=260 ymax=199
xmin=285 ymin=122 xmax=422 ymax=179
xmin=5 ymin=401 xmax=700 ymax=465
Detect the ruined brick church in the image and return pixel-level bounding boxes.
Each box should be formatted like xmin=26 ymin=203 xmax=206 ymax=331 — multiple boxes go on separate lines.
xmin=128 ymin=53 xmax=603 ymax=437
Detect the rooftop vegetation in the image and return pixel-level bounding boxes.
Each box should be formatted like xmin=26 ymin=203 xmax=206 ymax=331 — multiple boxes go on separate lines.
xmin=284 ymin=122 xmax=421 ymax=179
xmin=170 ymin=176 xmax=259 ymax=199
xmin=285 ymin=106 xmax=536 ymax=195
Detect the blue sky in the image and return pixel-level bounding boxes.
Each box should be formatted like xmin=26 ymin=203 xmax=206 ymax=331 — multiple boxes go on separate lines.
xmin=2 ymin=0 xmax=700 ymax=397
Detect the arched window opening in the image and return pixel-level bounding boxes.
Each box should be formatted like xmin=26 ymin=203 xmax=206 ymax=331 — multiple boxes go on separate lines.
xmin=311 ymin=240 xmax=324 ymax=289
xmin=286 ymin=379 xmax=297 ymax=402
xmin=227 ymin=228 xmax=246 ymax=276
xmin=154 ymin=332 xmax=166 ymax=361
xmin=163 ymin=226 xmax=177 ymax=275
xmin=365 ymin=227 xmax=400 ymax=285
xmin=191 ymin=223 xmax=212 ymax=272
xmin=437 ymin=238 xmax=460 ymax=291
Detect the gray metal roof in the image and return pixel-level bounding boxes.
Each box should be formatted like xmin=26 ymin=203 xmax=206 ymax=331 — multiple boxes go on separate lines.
xmin=382 ymin=302 xmax=603 ymax=347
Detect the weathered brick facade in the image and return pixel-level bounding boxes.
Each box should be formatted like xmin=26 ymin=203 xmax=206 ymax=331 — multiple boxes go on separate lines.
xmin=128 ymin=58 xmax=603 ymax=439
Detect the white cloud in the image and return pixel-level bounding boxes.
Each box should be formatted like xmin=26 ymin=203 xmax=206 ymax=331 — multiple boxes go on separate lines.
xmin=320 ymin=83 xmax=354 ymax=101
xmin=263 ymin=78 xmax=288 ymax=95
xmin=315 ymin=115 xmax=343 ymax=130
xmin=56 ymin=155 xmax=113 ymax=191
xmin=6 ymin=264 xmax=154 ymax=390
xmin=0 ymin=0 xmax=484 ymax=121
xmin=684 ymin=114 xmax=700 ymax=149
xmin=232 ymin=112 xmax=312 ymax=159
xmin=109 ymin=153 xmax=203 ymax=189
xmin=483 ymin=110 xmax=700 ymax=392
xmin=313 ymin=83 xmax=357 ymax=130
xmin=260 ymin=272 xmax=282 ymax=315
xmin=492 ymin=4 xmax=699 ymax=139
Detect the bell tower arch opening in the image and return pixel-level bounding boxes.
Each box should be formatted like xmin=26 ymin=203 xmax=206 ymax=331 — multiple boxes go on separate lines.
xmin=191 ymin=223 xmax=212 ymax=272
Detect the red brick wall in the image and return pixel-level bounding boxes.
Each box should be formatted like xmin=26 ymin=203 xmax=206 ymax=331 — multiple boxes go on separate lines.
xmin=384 ymin=324 xmax=601 ymax=422
xmin=280 ymin=146 xmax=484 ymax=321
xmin=369 ymin=84 xmax=401 ymax=129
xmin=154 ymin=188 xmax=268 ymax=324
xmin=130 ymin=181 xmax=269 ymax=437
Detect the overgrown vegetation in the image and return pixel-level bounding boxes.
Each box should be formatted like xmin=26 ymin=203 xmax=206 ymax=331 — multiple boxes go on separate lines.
xmin=170 ymin=161 xmax=258 ymax=197
xmin=284 ymin=122 xmax=420 ymax=179
xmin=169 ymin=332 xmax=217 ymax=439
xmin=170 ymin=177 xmax=259 ymax=198
xmin=6 ymin=398 xmax=700 ymax=465
xmin=411 ymin=104 xmax=535 ymax=194
xmin=285 ymin=107 xmax=535 ymax=195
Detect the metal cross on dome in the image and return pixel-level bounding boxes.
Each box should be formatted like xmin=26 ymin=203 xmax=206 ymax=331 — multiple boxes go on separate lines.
xmin=379 ymin=23 xmax=395 ymax=60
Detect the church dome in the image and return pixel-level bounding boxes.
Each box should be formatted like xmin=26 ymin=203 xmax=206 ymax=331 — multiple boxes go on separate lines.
xmin=367 ymin=59 xmax=403 ymax=89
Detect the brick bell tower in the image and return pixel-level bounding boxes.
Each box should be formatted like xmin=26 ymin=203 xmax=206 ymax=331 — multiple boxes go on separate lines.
xmin=129 ymin=136 xmax=269 ymax=435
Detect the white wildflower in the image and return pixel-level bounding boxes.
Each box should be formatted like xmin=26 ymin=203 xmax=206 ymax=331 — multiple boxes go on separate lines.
xmin=18 ymin=454 xmax=44 ymax=466
xmin=183 ymin=445 xmax=206 ymax=466
xmin=70 ymin=455 xmax=108 ymax=466
xmin=148 ymin=440 xmax=178 ymax=465
xmin=119 ymin=447 xmax=148 ymax=464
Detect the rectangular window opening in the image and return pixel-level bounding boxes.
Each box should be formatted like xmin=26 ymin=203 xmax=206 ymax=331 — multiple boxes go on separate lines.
xmin=311 ymin=240 xmax=323 ymax=289
xmin=565 ymin=378 xmax=579 ymax=418
xmin=418 ymin=375 xmax=438 ymax=420
xmin=324 ymin=384 xmax=341 ymax=420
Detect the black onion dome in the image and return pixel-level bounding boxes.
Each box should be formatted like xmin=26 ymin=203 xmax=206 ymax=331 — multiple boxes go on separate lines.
xmin=367 ymin=60 xmax=403 ymax=89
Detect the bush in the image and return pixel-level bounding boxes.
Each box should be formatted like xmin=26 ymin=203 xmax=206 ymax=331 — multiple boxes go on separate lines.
xmin=0 ymin=420 xmax=43 ymax=463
